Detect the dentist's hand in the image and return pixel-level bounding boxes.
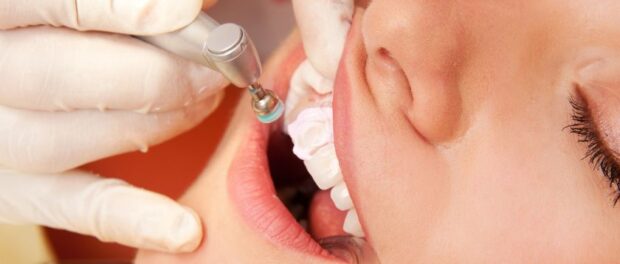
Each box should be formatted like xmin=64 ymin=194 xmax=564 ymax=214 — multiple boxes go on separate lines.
xmin=0 ymin=0 xmax=227 ymax=253
xmin=292 ymin=0 xmax=354 ymax=80
xmin=284 ymin=0 xmax=353 ymax=121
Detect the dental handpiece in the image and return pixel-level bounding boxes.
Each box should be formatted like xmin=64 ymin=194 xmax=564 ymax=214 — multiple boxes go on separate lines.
xmin=138 ymin=13 xmax=284 ymax=124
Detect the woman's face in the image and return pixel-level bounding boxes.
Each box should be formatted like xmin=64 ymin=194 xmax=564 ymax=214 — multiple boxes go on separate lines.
xmin=337 ymin=0 xmax=620 ymax=262
xmin=138 ymin=0 xmax=620 ymax=262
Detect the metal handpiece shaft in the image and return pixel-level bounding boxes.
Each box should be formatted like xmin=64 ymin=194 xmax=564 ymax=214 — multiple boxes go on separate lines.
xmin=137 ymin=12 xmax=284 ymax=123
xmin=139 ymin=13 xmax=219 ymax=70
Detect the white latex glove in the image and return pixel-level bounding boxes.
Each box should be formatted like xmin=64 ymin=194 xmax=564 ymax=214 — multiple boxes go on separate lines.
xmin=285 ymin=0 xmax=354 ymax=124
xmin=0 ymin=0 xmax=228 ymax=253
xmin=292 ymin=0 xmax=354 ymax=80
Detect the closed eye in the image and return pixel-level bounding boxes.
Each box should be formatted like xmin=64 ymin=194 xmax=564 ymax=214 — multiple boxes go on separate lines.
xmin=567 ymin=93 xmax=620 ymax=204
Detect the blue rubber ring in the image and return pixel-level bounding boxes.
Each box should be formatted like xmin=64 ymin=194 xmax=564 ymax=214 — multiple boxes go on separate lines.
xmin=257 ymin=101 xmax=284 ymax=124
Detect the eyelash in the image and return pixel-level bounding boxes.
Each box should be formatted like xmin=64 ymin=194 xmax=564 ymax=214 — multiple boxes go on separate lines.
xmin=568 ymin=96 xmax=620 ymax=204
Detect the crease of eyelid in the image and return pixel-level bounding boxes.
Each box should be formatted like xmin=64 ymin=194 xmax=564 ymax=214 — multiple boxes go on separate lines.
xmin=567 ymin=90 xmax=620 ymax=204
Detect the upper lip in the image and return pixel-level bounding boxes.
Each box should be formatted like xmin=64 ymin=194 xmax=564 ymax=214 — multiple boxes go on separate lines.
xmin=332 ymin=11 xmax=368 ymax=239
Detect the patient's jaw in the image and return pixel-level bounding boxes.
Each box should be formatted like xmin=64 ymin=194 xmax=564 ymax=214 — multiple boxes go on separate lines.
xmin=334 ymin=0 xmax=620 ymax=262
xmin=138 ymin=0 xmax=620 ymax=263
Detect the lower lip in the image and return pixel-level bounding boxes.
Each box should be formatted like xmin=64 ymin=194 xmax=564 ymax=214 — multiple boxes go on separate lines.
xmin=227 ymin=119 xmax=328 ymax=256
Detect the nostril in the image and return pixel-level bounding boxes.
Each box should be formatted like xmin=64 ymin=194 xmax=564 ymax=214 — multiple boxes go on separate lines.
xmin=377 ymin=47 xmax=391 ymax=58
xmin=356 ymin=0 xmax=371 ymax=8
xmin=375 ymin=47 xmax=402 ymax=71
xmin=368 ymin=46 xmax=465 ymax=144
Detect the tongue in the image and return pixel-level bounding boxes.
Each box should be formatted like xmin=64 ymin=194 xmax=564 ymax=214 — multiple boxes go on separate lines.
xmin=308 ymin=190 xmax=347 ymax=239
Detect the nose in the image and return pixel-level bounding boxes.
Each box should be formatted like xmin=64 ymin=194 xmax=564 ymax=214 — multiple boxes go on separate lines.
xmin=361 ymin=0 xmax=465 ymax=143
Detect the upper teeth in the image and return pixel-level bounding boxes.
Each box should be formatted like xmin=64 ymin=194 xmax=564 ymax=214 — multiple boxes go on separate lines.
xmin=330 ymin=181 xmax=353 ymax=211
xmin=287 ymin=100 xmax=363 ymax=238
xmin=287 ymin=0 xmax=358 ymax=238
xmin=343 ymin=209 xmax=365 ymax=237
xmin=304 ymin=144 xmax=343 ymax=190
xmin=284 ymin=60 xmax=335 ymax=128
xmin=287 ymin=106 xmax=333 ymax=160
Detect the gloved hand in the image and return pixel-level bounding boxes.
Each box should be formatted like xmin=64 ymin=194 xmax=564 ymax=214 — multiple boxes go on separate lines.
xmin=292 ymin=0 xmax=354 ymax=80
xmin=0 ymin=0 xmax=226 ymax=253
xmin=285 ymin=0 xmax=354 ymax=120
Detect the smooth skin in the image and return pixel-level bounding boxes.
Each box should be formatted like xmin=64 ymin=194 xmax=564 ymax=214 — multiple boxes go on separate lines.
xmin=140 ymin=0 xmax=620 ymax=263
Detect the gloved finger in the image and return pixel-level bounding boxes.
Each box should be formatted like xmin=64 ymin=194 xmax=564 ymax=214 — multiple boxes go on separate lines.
xmin=0 ymin=0 xmax=202 ymax=35
xmin=291 ymin=0 xmax=354 ymax=80
xmin=284 ymin=60 xmax=334 ymax=126
xmin=0 ymin=26 xmax=227 ymax=113
xmin=0 ymin=94 xmax=222 ymax=173
xmin=0 ymin=168 xmax=203 ymax=253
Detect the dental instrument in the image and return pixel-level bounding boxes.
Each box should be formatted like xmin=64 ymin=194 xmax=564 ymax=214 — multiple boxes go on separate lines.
xmin=138 ymin=13 xmax=284 ymax=123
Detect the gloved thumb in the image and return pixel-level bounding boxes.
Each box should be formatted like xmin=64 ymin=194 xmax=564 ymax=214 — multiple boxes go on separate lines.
xmin=0 ymin=169 xmax=202 ymax=253
xmin=292 ymin=0 xmax=354 ymax=80
xmin=0 ymin=0 xmax=203 ymax=35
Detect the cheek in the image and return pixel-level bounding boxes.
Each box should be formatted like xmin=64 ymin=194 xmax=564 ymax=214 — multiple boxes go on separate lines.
xmin=428 ymin=92 xmax=620 ymax=261
xmin=345 ymin=122 xmax=452 ymax=262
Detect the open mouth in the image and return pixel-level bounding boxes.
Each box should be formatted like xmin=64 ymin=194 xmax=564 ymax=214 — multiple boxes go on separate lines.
xmin=226 ymin=32 xmax=372 ymax=262
xmin=227 ymin=108 xmax=352 ymax=260
xmin=229 ymin=113 xmax=382 ymax=263
xmin=227 ymin=97 xmax=352 ymax=260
